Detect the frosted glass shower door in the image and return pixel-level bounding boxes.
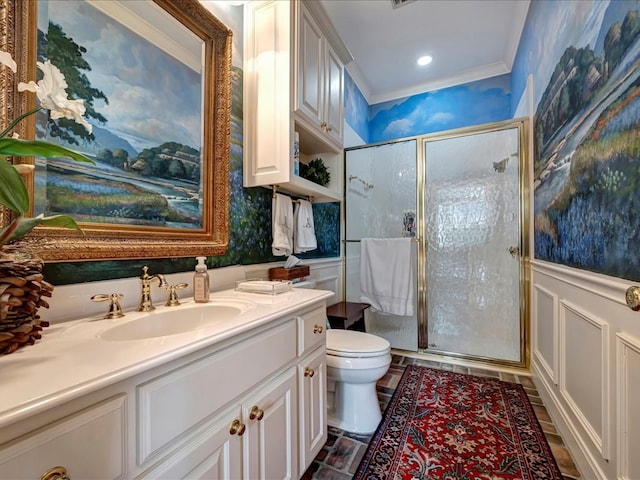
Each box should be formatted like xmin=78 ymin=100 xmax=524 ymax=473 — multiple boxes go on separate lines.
xmin=345 ymin=140 xmax=418 ymax=352
xmin=424 ymin=125 xmax=523 ymax=362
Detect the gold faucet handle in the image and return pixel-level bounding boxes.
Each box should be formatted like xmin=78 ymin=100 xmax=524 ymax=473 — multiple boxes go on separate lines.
xmin=141 ymin=265 xmax=150 ymax=278
xmin=165 ymin=283 xmax=188 ymax=306
xmin=91 ymin=293 xmax=125 ymax=319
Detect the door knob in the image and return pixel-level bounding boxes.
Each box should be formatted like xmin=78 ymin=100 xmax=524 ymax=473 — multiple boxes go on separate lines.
xmin=508 ymin=246 xmax=519 ymax=258
xmin=625 ymin=286 xmax=640 ymax=311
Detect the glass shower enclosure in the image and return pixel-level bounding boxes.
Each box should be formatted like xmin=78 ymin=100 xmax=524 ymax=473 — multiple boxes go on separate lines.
xmin=344 ymin=119 xmax=529 ymax=367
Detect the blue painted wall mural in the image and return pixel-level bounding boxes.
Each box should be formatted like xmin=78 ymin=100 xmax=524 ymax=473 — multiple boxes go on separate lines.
xmin=344 ymin=71 xmax=370 ymax=143
xmin=368 ymin=74 xmax=512 ymax=144
xmin=512 ymin=0 xmax=640 ymax=280
xmin=43 ymin=3 xmax=340 ymax=285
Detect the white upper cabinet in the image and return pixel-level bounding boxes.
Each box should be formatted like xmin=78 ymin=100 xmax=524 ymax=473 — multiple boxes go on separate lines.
xmin=243 ymin=0 xmax=351 ymax=202
xmin=295 ymin=3 xmax=343 ymax=147
xmin=324 ymin=43 xmax=344 ymax=145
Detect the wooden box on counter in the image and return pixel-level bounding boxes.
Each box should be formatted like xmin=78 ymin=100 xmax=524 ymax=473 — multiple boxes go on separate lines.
xmin=269 ymin=266 xmax=310 ymax=281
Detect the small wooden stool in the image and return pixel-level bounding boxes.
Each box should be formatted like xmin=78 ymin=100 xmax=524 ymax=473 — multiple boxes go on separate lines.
xmin=326 ymin=302 xmax=369 ymax=331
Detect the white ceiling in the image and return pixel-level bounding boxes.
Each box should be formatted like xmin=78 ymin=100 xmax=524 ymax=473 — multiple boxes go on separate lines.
xmin=320 ymin=0 xmax=531 ymax=104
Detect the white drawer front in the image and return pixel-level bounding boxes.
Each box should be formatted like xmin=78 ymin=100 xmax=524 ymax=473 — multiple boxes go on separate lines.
xmin=137 ymin=320 xmax=297 ymax=465
xmin=298 ymin=306 xmax=327 ymax=356
xmin=0 ymin=395 xmax=127 ymax=480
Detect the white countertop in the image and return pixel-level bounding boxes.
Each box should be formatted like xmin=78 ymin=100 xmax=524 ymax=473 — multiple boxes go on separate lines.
xmin=0 ymin=287 xmax=332 ymax=428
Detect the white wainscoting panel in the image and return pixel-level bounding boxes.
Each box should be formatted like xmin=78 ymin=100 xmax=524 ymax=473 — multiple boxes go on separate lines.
xmin=531 ymin=259 xmax=640 ymax=480
xmin=533 ymin=283 xmax=558 ymax=384
xmin=559 ymin=300 xmax=610 ymax=460
xmin=616 ymin=332 xmax=640 ymax=480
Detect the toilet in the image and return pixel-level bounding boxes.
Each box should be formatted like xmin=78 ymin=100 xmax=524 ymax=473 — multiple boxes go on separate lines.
xmin=326 ymin=329 xmax=391 ymax=434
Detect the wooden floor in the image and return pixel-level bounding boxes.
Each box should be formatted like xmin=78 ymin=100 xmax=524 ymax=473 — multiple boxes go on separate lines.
xmin=302 ymin=353 xmax=582 ymax=480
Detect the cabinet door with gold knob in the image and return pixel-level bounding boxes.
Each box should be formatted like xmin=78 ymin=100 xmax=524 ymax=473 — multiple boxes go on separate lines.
xmin=0 ymin=396 xmax=126 ymax=480
xmin=143 ymin=405 xmax=243 ymax=479
xmin=242 ymin=368 xmax=298 ymax=480
xmin=299 ymin=347 xmax=327 ymax=472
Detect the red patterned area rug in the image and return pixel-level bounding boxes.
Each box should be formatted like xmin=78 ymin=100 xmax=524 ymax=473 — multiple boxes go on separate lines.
xmin=354 ymin=365 xmax=562 ymax=480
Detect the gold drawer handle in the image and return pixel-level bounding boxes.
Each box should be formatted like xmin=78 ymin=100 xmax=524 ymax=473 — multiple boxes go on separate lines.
xmin=313 ymin=324 xmax=323 ymax=334
xmin=304 ymin=367 xmax=315 ymax=377
xmin=229 ymin=418 xmax=246 ymax=436
xmin=41 ymin=467 xmax=70 ymax=480
xmin=249 ymin=405 xmax=265 ymax=421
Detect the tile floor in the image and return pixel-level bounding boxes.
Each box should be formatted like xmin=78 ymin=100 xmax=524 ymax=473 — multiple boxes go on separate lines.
xmin=302 ymin=354 xmax=582 ymax=480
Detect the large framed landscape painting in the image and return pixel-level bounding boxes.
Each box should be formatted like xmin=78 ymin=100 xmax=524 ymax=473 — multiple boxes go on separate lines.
xmin=533 ymin=1 xmax=640 ymax=280
xmin=2 ymin=0 xmax=232 ymax=261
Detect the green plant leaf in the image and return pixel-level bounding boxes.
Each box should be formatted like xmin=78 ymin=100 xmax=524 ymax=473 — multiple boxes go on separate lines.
xmin=9 ymin=214 xmax=82 ymax=243
xmin=0 ymin=157 xmax=29 ymax=214
xmin=0 ymin=138 xmax=94 ymax=164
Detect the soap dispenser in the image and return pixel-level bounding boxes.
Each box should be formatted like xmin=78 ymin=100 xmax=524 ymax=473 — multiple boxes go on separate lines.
xmin=193 ymin=256 xmax=210 ymax=303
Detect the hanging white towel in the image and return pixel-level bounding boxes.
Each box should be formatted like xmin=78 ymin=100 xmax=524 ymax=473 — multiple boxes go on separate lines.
xmin=360 ymin=238 xmax=415 ymax=316
xmin=272 ymin=193 xmax=293 ymax=256
xmin=294 ymin=200 xmax=317 ymax=253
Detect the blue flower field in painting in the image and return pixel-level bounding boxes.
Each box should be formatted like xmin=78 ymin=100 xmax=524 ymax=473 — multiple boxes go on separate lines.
xmin=533 ymin=4 xmax=640 ymax=280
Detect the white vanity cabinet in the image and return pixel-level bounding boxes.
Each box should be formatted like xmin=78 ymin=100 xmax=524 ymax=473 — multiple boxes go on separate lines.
xmin=0 ymin=296 xmax=330 ymax=480
xmin=144 ymin=367 xmax=297 ymax=480
xmin=136 ymin=318 xmax=298 ymax=479
xmin=243 ymin=0 xmax=351 ymax=202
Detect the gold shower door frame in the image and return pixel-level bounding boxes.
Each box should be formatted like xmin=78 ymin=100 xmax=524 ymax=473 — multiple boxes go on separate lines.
xmin=416 ymin=118 xmax=530 ymax=369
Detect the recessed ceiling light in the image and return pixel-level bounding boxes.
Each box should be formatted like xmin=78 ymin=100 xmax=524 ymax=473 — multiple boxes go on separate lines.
xmin=417 ymin=55 xmax=433 ymax=66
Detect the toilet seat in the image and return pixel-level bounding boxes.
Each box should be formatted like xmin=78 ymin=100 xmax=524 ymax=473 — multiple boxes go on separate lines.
xmin=326 ymin=329 xmax=390 ymax=358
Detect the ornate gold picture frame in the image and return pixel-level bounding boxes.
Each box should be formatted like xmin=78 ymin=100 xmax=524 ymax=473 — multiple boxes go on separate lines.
xmin=0 ymin=0 xmax=231 ymax=261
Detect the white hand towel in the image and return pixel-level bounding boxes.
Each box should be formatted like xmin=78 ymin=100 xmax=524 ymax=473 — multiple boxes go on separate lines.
xmin=294 ymin=199 xmax=317 ymax=253
xmin=360 ymin=238 xmax=415 ymax=316
xmin=272 ymin=193 xmax=293 ymax=256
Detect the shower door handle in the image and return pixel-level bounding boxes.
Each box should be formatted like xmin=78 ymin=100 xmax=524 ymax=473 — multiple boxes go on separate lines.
xmin=508 ymin=246 xmax=519 ymax=258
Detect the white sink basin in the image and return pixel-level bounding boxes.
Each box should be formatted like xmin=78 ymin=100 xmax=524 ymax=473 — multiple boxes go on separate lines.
xmin=100 ymin=300 xmax=255 ymax=341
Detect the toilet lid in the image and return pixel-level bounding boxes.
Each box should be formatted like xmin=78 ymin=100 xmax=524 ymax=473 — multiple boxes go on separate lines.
xmin=326 ymin=329 xmax=391 ymax=358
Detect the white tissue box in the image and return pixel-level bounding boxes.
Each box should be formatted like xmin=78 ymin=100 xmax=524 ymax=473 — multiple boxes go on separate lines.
xmin=235 ymin=279 xmax=292 ymax=295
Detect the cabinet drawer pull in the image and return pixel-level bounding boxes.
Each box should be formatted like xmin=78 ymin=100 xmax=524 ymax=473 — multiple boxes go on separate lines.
xmin=229 ymin=418 xmax=246 ymax=436
xmin=41 ymin=466 xmax=70 ymax=480
xmin=313 ymin=324 xmax=323 ymax=334
xmin=249 ymin=405 xmax=265 ymax=421
xmin=304 ymin=367 xmax=315 ymax=377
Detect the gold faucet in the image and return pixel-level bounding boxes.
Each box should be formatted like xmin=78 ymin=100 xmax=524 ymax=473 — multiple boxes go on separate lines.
xmin=137 ymin=266 xmax=168 ymax=312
